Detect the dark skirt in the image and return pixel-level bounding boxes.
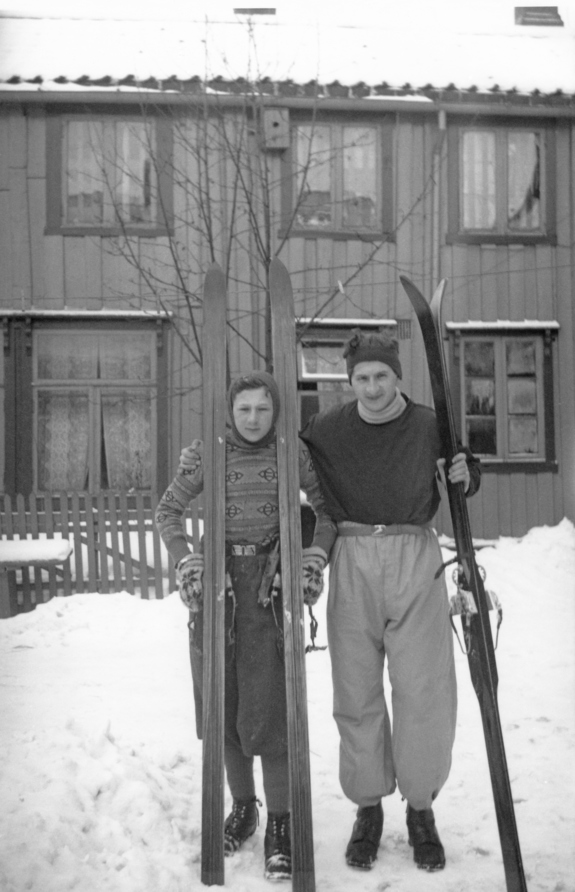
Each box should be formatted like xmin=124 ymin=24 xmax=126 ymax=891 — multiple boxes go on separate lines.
xmin=189 ymin=552 xmax=288 ymax=757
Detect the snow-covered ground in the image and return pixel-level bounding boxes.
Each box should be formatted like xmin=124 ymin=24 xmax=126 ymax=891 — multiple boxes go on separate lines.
xmin=1 ymin=520 xmax=574 ymax=892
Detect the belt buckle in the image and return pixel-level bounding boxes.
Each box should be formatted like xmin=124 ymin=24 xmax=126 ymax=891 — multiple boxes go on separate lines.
xmin=232 ymin=544 xmax=256 ymax=556
xmin=373 ymin=524 xmax=387 ymax=536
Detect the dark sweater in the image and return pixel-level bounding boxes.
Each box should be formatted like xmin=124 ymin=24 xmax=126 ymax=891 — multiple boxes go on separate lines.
xmin=299 ymin=397 xmax=480 ymax=527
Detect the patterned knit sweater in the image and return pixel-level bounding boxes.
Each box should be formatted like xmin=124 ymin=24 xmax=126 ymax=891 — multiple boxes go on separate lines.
xmin=155 ymin=433 xmax=337 ymax=565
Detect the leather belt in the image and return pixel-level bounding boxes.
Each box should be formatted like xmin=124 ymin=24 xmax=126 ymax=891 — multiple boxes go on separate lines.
xmin=337 ymin=522 xmax=430 ymax=537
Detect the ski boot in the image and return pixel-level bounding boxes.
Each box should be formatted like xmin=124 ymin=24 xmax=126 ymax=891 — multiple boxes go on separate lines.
xmin=406 ymin=804 xmax=446 ymax=871
xmin=264 ymin=812 xmax=291 ymax=880
xmin=345 ymin=802 xmax=383 ymax=869
xmin=224 ymin=796 xmax=259 ymax=855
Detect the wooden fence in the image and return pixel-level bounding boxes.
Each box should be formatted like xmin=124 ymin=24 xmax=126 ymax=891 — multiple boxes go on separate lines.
xmin=0 ymin=492 xmax=201 ymax=616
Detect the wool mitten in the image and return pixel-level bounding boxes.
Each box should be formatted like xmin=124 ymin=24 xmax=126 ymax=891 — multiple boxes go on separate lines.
xmin=176 ymin=553 xmax=204 ymax=612
xmin=302 ymin=546 xmax=327 ymax=606
xmin=178 ymin=439 xmax=204 ymax=477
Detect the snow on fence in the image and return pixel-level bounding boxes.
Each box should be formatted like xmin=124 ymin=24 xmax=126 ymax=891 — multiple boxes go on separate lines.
xmin=0 ymin=492 xmax=201 ymax=616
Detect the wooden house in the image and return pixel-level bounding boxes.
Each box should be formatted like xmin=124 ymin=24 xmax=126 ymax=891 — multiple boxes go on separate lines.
xmin=0 ymin=5 xmax=574 ymax=608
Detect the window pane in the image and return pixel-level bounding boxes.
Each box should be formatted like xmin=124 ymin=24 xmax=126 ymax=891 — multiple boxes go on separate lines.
xmin=37 ymin=333 xmax=99 ymax=380
xmin=508 ymin=378 xmax=537 ymax=414
xmin=342 ymin=127 xmax=377 ymax=229
xmin=115 ymin=122 xmax=156 ymax=224
xmin=461 ymin=131 xmax=496 ymax=230
xmin=295 ymin=126 xmax=333 ymax=228
xmin=99 ymin=334 xmax=153 ymax=380
xmin=64 ymin=121 xmax=105 ymax=225
xmin=102 ymin=392 xmax=152 ymax=489
xmin=37 ymin=392 xmax=90 ymax=490
xmin=508 ymin=132 xmax=540 ymax=231
xmin=466 ymin=417 xmax=497 ymax=455
xmin=464 ymin=340 xmax=494 ymax=376
xmin=506 ymin=339 xmax=535 ymax=375
xmin=466 ymin=378 xmax=495 ymax=415
xmin=301 ymin=342 xmax=347 ymax=377
xmin=509 ymin=416 xmax=538 ymax=453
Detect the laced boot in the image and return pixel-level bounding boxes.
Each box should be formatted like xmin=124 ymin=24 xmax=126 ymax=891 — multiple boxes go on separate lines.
xmin=345 ymin=802 xmax=383 ymax=870
xmin=406 ymin=804 xmax=446 ymax=871
xmin=264 ymin=812 xmax=291 ymax=881
xmin=224 ymin=797 xmax=260 ymax=856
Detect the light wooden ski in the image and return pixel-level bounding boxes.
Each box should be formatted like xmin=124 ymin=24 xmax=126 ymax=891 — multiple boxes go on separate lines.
xmin=269 ymin=257 xmax=316 ymax=892
xmin=201 ymin=263 xmax=227 ymax=886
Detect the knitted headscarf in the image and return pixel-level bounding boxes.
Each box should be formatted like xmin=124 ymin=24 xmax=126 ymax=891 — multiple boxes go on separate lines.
xmin=343 ymin=329 xmax=402 ymax=381
xmin=227 ymin=370 xmax=280 ymax=448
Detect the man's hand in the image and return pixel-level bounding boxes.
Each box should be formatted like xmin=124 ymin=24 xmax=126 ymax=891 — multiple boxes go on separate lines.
xmin=438 ymin=453 xmax=471 ymax=492
xmin=176 ymin=553 xmax=204 ymax=612
xmin=302 ymin=546 xmax=327 ymax=606
xmin=178 ymin=439 xmax=204 ymax=475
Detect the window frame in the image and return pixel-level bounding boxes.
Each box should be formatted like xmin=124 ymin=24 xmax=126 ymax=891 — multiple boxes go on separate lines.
xmin=447 ymin=118 xmax=556 ymax=246
xmin=281 ymin=114 xmax=394 ymax=241
xmin=3 ymin=315 xmax=169 ymax=496
xmin=448 ymin=322 xmax=558 ymax=472
xmin=45 ymin=107 xmax=174 ymax=237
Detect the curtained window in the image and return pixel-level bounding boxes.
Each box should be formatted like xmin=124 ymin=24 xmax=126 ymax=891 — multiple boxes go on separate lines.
xmin=448 ymin=123 xmax=554 ymax=245
xmin=34 ymin=330 xmax=156 ymax=492
xmin=285 ymin=118 xmax=394 ymax=238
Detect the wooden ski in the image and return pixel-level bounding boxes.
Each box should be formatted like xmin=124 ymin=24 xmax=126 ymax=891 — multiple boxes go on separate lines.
xmin=269 ymin=258 xmax=316 ymax=892
xmin=201 ymin=263 xmax=228 ymax=886
xmin=400 ymin=275 xmax=528 ymax=892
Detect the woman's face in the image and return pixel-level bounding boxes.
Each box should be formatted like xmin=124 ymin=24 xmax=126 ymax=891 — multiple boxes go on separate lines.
xmin=232 ymin=387 xmax=274 ymax=442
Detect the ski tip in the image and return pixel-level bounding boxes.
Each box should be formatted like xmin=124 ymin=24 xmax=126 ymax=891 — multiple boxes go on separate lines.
xmin=269 ymin=258 xmax=292 ymax=296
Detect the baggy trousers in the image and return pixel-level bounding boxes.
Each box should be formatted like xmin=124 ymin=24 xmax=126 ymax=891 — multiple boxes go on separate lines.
xmin=327 ymin=526 xmax=457 ymax=811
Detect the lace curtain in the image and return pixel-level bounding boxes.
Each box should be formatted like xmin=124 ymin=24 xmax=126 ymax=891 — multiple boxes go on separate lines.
xmin=36 ymin=332 xmax=153 ymax=491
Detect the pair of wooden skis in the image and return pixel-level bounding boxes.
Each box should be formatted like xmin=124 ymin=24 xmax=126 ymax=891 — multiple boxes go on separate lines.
xmin=200 ymin=259 xmax=314 ymax=891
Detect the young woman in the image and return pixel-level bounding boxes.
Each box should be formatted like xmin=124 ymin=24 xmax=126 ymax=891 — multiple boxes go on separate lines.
xmin=155 ymin=370 xmax=335 ymax=881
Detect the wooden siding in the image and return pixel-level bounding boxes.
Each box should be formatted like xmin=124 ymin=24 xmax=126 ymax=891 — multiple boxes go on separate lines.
xmin=0 ymin=104 xmax=573 ymax=539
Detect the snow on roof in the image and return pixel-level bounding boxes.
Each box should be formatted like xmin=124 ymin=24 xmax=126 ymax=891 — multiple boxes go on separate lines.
xmin=0 ymin=1 xmax=574 ymax=98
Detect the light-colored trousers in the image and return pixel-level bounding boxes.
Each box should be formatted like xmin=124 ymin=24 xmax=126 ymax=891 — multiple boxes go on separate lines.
xmin=327 ymin=526 xmax=457 ymax=810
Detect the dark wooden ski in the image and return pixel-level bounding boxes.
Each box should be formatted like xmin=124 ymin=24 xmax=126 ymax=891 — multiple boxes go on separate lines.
xmin=399 ymin=275 xmax=528 ymax=892
xmin=201 ymin=263 xmax=227 ymax=886
xmin=269 ymin=258 xmax=316 ymax=892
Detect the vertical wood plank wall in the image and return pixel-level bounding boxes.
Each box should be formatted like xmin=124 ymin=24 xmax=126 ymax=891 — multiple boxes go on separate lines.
xmin=0 ymin=105 xmax=573 ymax=539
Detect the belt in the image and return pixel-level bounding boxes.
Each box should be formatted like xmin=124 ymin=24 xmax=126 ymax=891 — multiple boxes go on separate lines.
xmin=228 ymin=541 xmax=275 ymax=556
xmin=337 ymin=522 xmax=430 ymax=537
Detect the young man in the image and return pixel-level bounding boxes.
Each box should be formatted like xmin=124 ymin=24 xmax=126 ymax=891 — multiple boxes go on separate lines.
xmin=299 ymin=330 xmax=480 ymax=873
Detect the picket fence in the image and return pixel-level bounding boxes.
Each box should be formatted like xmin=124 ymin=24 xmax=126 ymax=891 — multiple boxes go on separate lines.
xmin=0 ymin=492 xmax=201 ymax=616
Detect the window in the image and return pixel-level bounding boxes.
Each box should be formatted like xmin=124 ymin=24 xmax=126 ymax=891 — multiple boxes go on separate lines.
xmin=3 ymin=317 xmax=168 ymax=495
xmin=283 ymin=119 xmax=394 ymax=238
xmin=297 ymin=319 xmax=396 ymax=426
xmin=46 ymin=112 xmax=173 ymax=235
xmin=451 ymin=326 xmax=558 ymax=469
xmin=448 ymin=123 xmax=556 ymax=244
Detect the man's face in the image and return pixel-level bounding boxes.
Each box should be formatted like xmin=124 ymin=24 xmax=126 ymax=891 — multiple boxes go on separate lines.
xmin=350 ymin=361 xmax=398 ymax=413
xmin=232 ymin=387 xmax=274 ymax=442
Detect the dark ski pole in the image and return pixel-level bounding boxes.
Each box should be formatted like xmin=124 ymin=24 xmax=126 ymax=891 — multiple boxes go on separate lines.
xmin=201 ymin=263 xmax=227 ymax=886
xmin=400 ymin=275 xmax=528 ymax=892
xmin=269 ymin=258 xmax=316 ymax=892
